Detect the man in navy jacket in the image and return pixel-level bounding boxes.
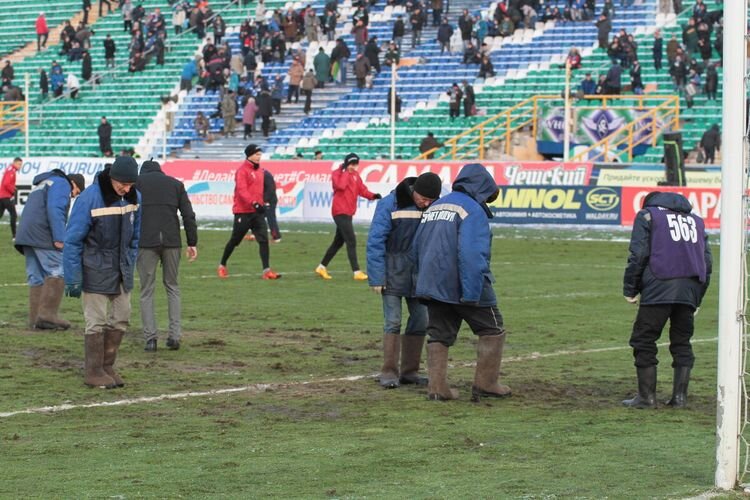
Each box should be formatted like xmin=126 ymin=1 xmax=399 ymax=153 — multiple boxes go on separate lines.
xmin=64 ymin=157 xmax=141 ymax=389
xmin=366 ymin=172 xmax=442 ymax=389
xmin=15 ymin=169 xmax=84 ymax=330
xmin=622 ymin=191 xmax=712 ymax=408
xmin=413 ymin=163 xmax=511 ymax=402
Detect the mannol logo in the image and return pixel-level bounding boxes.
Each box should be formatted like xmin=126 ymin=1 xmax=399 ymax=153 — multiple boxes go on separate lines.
xmin=585 ymin=187 xmax=620 ymax=211
xmin=494 ymin=188 xmax=581 ymax=209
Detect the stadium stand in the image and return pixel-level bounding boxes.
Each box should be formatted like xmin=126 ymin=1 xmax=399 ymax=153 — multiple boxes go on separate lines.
xmin=0 ymin=1 xmax=83 ymax=58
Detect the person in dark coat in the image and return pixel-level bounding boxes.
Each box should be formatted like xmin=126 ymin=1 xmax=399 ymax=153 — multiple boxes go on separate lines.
xmin=392 ymin=14 xmax=405 ymax=51
xmin=64 ymin=157 xmax=142 ymax=389
xmin=313 ymin=47 xmax=330 ymax=88
xmin=630 ymin=59 xmax=643 ymax=94
xmin=255 ymin=86 xmax=274 ymax=137
xmin=704 ymin=63 xmax=718 ymax=100
xmin=330 ymin=38 xmax=351 ymax=84
xmin=366 ymin=173 xmax=443 ymax=389
xmin=39 ymin=68 xmax=49 ymax=99
xmin=652 ymin=29 xmax=663 ymax=71
xmin=462 ymin=80 xmax=475 ymax=117
xmin=448 ymin=82 xmax=462 ymax=119
xmin=81 ymin=50 xmax=93 ymax=81
xmin=14 ymin=169 xmax=84 ymax=330
xmin=136 ymin=159 xmax=198 ymax=352
xmin=263 ymin=168 xmax=281 ymax=242
xmin=413 ymin=163 xmax=510 ymax=402
xmin=353 ymin=53 xmax=371 ymax=88
xmin=605 ymin=63 xmax=622 ymax=94
xmin=364 ymin=36 xmax=381 ymax=74
xmin=97 ymin=116 xmax=112 ymax=155
xmin=103 ymin=34 xmax=117 ymax=68
xmin=419 ymin=132 xmax=443 ymax=158
xmin=596 ymin=14 xmax=611 ymax=49
xmin=437 ymin=17 xmax=453 ymax=54
xmin=699 ymin=124 xmax=720 ymax=164
xmin=622 ymin=191 xmax=712 ymax=408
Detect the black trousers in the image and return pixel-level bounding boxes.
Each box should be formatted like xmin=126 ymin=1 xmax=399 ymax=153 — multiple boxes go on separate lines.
xmin=220 ymin=212 xmax=270 ymax=269
xmin=302 ymin=89 xmax=312 ymax=113
xmin=321 ymin=214 xmax=359 ymax=271
xmin=425 ymin=300 xmax=504 ymax=347
xmin=0 ymin=197 xmax=17 ymax=237
xmin=265 ymin=203 xmax=281 ymax=240
xmin=629 ymin=303 xmax=695 ymax=368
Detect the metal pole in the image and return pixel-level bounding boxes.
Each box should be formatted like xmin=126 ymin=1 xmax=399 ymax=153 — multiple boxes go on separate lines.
xmin=24 ymin=73 xmax=29 ymax=158
xmin=162 ymin=115 xmax=167 ymax=161
xmin=390 ymin=65 xmax=396 ymax=160
xmin=715 ymin=0 xmax=747 ymax=489
xmin=563 ymin=61 xmax=571 ymax=161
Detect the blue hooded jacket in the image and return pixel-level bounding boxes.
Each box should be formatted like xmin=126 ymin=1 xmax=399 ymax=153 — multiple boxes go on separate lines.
xmin=413 ymin=164 xmax=499 ymax=306
xmin=14 ymin=169 xmax=73 ymax=251
xmin=64 ymin=167 xmax=141 ymax=294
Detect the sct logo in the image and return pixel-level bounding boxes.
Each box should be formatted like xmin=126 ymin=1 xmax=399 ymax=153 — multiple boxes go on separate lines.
xmin=586 ymin=188 xmax=620 ymax=211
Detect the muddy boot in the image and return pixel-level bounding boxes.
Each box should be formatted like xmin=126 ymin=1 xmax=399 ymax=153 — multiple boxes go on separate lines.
xmin=28 ymin=285 xmax=43 ymax=329
xmin=103 ymin=328 xmax=125 ymax=388
xmin=379 ymin=333 xmax=400 ymax=388
xmin=622 ymin=366 xmax=657 ymax=409
xmin=84 ymin=332 xmax=117 ymax=389
xmin=35 ymin=277 xmax=71 ymax=330
xmin=427 ymin=342 xmax=459 ymax=401
xmin=471 ymin=334 xmax=512 ymax=402
xmin=665 ymin=366 xmax=691 ymax=408
xmin=399 ymin=334 xmax=428 ymax=386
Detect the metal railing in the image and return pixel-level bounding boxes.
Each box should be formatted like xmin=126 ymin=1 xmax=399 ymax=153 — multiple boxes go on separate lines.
xmin=0 ymin=101 xmax=27 ymax=136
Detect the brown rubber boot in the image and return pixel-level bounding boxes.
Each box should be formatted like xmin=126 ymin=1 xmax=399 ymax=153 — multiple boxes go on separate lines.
xmin=399 ymin=335 xmax=428 ymax=386
xmin=103 ymin=328 xmax=125 ymax=388
xmin=35 ymin=277 xmax=71 ymax=330
xmin=28 ymin=285 xmax=43 ymax=329
xmin=471 ymin=334 xmax=512 ymax=402
xmin=427 ymin=342 xmax=459 ymax=401
xmin=379 ymin=333 xmax=400 ymax=388
xmin=84 ymin=332 xmax=117 ymax=389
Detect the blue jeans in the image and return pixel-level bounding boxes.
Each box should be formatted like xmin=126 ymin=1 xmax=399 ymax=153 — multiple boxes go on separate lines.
xmin=24 ymin=247 xmax=63 ymax=286
xmin=382 ymin=295 xmax=428 ymax=335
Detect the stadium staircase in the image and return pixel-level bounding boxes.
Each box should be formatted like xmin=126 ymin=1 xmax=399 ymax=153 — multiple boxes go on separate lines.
xmin=0 ymin=0 xmax=84 ymax=59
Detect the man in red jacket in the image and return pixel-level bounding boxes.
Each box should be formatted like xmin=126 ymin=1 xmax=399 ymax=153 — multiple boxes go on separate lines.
xmin=218 ymin=145 xmax=281 ymax=280
xmin=0 ymin=157 xmax=21 ymax=240
xmin=315 ymin=153 xmax=381 ymax=280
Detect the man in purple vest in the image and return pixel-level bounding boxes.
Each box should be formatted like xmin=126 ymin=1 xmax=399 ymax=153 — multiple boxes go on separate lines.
xmin=622 ymin=191 xmax=712 ymax=409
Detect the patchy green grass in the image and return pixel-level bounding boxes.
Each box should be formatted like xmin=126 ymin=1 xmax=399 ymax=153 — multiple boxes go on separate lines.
xmin=0 ymin=223 xmax=737 ymax=498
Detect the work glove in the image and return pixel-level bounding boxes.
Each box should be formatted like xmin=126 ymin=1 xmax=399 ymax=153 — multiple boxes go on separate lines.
xmin=373 ymin=194 xmax=382 ymax=200
xmin=370 ymin=286 xmax=384 ymax=294
xmin=65 ymin=283 xmax=82 ymax=298
xmin=253 ymin=202 xmax=266 ymax=214
xmin=624 ymin=295 xmax=638 ymax=304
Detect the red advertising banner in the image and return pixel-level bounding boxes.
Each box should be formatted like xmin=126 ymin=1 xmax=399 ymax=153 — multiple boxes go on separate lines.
xmin=621 ymin=186 xmax=722 ymax=229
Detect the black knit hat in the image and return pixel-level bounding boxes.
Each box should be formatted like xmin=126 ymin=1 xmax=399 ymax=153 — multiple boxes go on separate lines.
xmin=67 ymin=173 xmax=85 ymax=192
xmin=413 ymin=172 xmax=442 ymax=199
xmin=245 ymin=144 xmax=262 ymax=158
xmin=110 ymin=156 xmax=138 ymax=183
xmin=343 ymin=152 xmax=360 ymax=168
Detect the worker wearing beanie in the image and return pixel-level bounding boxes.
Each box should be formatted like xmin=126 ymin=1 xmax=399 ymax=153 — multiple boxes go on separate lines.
xmin=14 ymin=169 xmax=85 ymax=330
xmin=315 ymin=152 xmax=381 ymax=281
xmin=217 ymin=144 xmax=281 ymax=280
xmin=64 ymin=156 xmax=141 ymax=389
xmin=366 ymin=172 xmax=442 ymax=388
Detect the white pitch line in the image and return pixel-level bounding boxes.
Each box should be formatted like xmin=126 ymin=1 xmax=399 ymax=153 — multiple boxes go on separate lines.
xmin=0 ymin=337 xmax=719 ymax=419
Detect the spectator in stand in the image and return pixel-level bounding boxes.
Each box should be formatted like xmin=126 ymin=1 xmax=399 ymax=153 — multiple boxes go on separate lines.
xmin=604 ymin=62 xmax=622 ymax=94
xmin=666 ymin=34 xmax=679 ymax=66
xmin=136 ymin=159 xmax=197 ymax=353
xmin=287 ymin=56 xmax=304 ymax=103
xmin=458 ymin=9 xmax=473 ymax=49
xmin=595 ymin=73 xmax=607 ymax=95
xmin=386 ymin=89 xmax=402 ymax=120
xmin=129 ymin=50 xmax=146 ymax=72
xmin=630 ymin=59 xmax=643 ymax=94
xmin=1 ymin=60 xmax=14 ymax=87
xmin=314 ymin=150 xmax=323 ymax=160
xmin=564 ymin=47 xmax=582 ymax=69
xmin=314 ymin=47 xmax=331 ymax=88
xmin=392 ymin=14 xmax=405 ymax=51
xmin=323 ymin=9 xmax=337 ymax=42
xmin=104 ymin=34 xmax=117 ymax=68
xmin=83 ymin=0 xmax=92 ymax=25
xmin=172 ymin=2 xmax=187 ymax=35
xmin=122 ymin=0 xmax=134 ymax=32
xmin=463 ymin=80 xmax=475 ymax=117
xmin=652 ymin=29 xmax=663 ymax=71
xmin=81 ymin=50 xmax=93 ymax=81
xmin=39 ymin=68 xmax=49 ymax=99
xmin=36 ymin=12 xmax=49 ymax=52
xmin=180 ymin=56 xmax=199 ymax=91
xmin=354 ymin=53 xmax=371 ymax=89
xmin=221 ymin=90 xmax=238 ymax=136
xmin=270 ymin=75 xmax=284 ymax=115
xmin=98 ymin=116 xmax=113 ymax=156
xmin=305 ymin=8 xmax=320 ymax=43
xmin=331 ymin=37 xmax=351 ymax=84
xmin=51 ymin=61 xmax=65 ymax=97
xmin=301 ymin=68 xmax=317 ymax=114
xmin=700 ymin=124 xmax=720 ymax=164
xmin=704 ymin=63 xmax=718 ymax=101
xmin=437 ymin=17 xmax=453 ymax=54
xmin=242 ymin=96 xmax=258 ymax=139
xmin=213 ymin=14 xmax=226 ymax=45
xmin=669 ymin=54 xmax=687 ymax=92
xmin=478 ymin=55 xmax=495 ymax=78
xmin=462 ymin=41 xmax=480 ymax=65
xmin=352 ymin=19 xmax=367 ymax=55
xmin=431 ymin=0 xmax=443 ymax=26
xmin=410 ymin=6 xmax=424 ymax=48
xmin=99 ymin=0 xmax=113 ymax=16
xmin=217 ymin=145 xmax=281 ymax=280
xmin=596 ymin=14 xmax=611 ymax=49
xmin=194 ymin=110 xmax=210 ymax=140
xmin=448 ymin=82 xmax=462 ymax=119
xmin=315 ymin=153 xmax=380 ymax=282
xmin=256 ymin=84 xmax=274 ymax=137
xmin=66 ymin=72 xmax=80 ymax=99
xmin=0 ymin=157 xmax=21 ymax=240
xmin=419 ymin=132 xmax=443 ymax=159
xmin=384 ymin=42 xmax=400 ymax=69
xmin=580 ymin=72 xmax=597 ymax=95
xmin=365 ymin=36 xmax=381 ymax=74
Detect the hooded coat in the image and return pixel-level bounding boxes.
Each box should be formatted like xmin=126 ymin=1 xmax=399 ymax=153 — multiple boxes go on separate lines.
xmin=414 ymin=164 xmax=499 ymax=306
xmin=14 ymin=169 xmax=73 ymax=250
xmin=623 ymin=192 xmax=712 ymax=308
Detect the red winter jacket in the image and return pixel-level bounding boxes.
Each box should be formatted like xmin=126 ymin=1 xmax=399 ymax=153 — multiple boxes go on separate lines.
xmin=0 ymin=166 xmax=17 ymax=199
xmin=331 ymin=167 xmax=377 ymax=216
xmin=232 ymin=160 xmax=265 ymax=214
xmin=36 ymin=15 xmax=48 ymax=35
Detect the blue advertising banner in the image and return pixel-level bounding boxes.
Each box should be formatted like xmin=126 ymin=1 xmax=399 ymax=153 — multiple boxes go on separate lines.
xmin=489 ymin=186 xmax=622 ymax=225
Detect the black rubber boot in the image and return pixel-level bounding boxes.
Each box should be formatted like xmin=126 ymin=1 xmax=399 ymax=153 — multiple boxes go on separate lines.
xmin=622 ymin=366 xmax=657 ymax=409
xmin=665 ymin=366 xmax=691 ymax=408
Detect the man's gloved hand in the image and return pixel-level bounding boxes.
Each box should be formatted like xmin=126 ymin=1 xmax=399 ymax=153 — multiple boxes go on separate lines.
xmin=624 ymin=295 xmax=638 ymax=304
xmin=65 ymin=283 xmax=82 ymax=298
xmin=253 ymin=202 xmax=266 ymax=214
xmin=370 ymin=286 xmax=384 ymax=294
xmin=373 ymin=194 xmax=382 ymax=200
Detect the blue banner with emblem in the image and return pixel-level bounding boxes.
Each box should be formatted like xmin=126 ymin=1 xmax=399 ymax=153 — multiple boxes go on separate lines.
xmin=489 ymin=186 xmax=622 ymax=225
